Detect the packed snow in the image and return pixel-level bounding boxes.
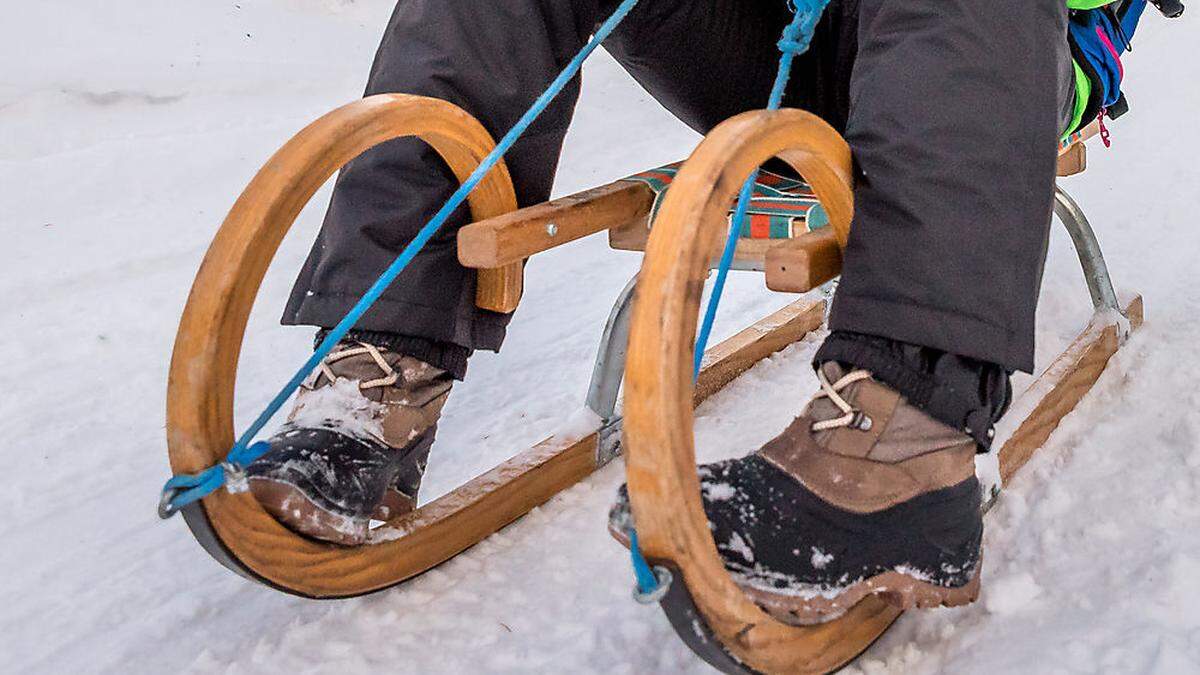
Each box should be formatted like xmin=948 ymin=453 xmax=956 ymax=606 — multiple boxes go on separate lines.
xmin=3 ymin=1 xmax=1199 ymax=673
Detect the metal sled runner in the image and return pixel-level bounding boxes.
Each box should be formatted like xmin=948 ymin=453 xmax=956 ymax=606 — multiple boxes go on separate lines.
xmin=165 ymin=94 xmax=831 ymax=597
xmin=617 ymin=110 xmax=1142 ymax=673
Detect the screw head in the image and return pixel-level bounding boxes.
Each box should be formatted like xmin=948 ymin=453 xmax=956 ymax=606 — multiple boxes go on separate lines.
xmin=546 ymin=222 xmax=559 ymax=237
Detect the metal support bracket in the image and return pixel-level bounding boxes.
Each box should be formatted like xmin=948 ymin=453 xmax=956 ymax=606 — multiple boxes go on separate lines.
xmin=1054 ymin=185 xmax=1119 ymax=311
xmin=595 ymin=416 xmax=625 ymax=467
xmin=585 ymin=274 xmax=638 ymax=465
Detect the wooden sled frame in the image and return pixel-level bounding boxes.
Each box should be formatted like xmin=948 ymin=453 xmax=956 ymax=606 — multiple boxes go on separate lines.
xmin=618 ymin=109 xmax=1140 ymax=674
xmin=165 ymin=88 xmax=1122 ymax=616
xmin=166 ymin=94 xmax=829 ymax=598
xmin=457 ymin=117 xmax=1101 ymax=303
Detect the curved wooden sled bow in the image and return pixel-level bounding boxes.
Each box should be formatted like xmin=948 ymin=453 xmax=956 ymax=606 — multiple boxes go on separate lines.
xmin=620 ymin=109 xmax=1140 ymax=674
xmin=165 ymin=94 xmax=830 ymax=597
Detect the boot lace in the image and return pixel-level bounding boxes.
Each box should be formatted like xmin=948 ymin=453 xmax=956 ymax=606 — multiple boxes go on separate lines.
xmin=312 ymin=342 xmax=400 ymax=391
xmin=810 ymin=368 xmax=874 ymax=432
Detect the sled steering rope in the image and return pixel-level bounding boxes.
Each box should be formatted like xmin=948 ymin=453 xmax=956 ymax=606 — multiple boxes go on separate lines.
xmin=160 ymin=0 xmax=1143 ymax=670
xmin=159 ymin=0 xmax=832 ymax=599
xmin=158 ymin=0 xmax=646 ymax=519
xmin=627 ymin=0 xmax=833 ymax=603
xmin=615 ymin=33 xmax=1143 ymax=675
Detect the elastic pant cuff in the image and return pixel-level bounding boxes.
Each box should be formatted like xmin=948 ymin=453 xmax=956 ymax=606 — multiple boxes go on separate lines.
xmin=316 ymin=330 xmax=471 ymax=381
xmin=814 ymin=331 xmax=1011 ymax=451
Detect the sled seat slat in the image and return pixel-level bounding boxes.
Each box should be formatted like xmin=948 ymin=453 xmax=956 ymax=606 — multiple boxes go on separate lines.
xmin=457 ymin=163 xmax=828 ymax=274
xmin=609 ymin=164 xmax=841 ymax=292
xmin=461 ymin=117 xmax=1102 ymax=305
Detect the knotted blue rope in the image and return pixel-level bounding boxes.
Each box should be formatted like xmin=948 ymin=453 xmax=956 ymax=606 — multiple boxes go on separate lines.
xmin=160 ymin=0 xmax=644 ymax=518
xmin=691 ymin=0 xmax=830 ymax=377
xmin=158 ymin=441 xmax=269 ymax=516
xmin=633 ymin=0 xmax=831 ymax=598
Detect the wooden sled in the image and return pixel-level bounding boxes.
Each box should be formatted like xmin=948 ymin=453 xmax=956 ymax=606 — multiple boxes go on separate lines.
xmin=165 ymin=94 xmax=831 ymax=598
xmin=617 ymin=108 xmax=1140 ymax=674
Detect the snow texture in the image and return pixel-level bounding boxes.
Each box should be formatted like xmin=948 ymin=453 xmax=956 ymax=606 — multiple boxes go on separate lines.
xmin=288 ymin=378 xmax=387 ymax=443
xmin=4 ymin=2 xmax=1200 ymax=673
xmin=984 ymin=572 xmax=1043 ymax=616
xmin=554 ymin=407 xmax=604 ymax=441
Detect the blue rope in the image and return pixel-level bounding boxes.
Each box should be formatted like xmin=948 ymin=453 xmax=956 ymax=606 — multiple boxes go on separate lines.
xmin=638 ymin=0 xmax=831 ymax=598
xmin=160 ymin=441 xmax=269 ymax=512
xmin=160 ymin=0 xmax=644 ymax=517
xmin=692 ymin=0 xmax=829 ymax=377
xmin=629 ymin=531 xmax=661 ymax=596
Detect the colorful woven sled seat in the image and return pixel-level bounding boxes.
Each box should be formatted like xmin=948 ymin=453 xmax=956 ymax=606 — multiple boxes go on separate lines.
xmin=621 ymin=161 xmax=831 ymax=240
xmin=618 ymin=118 xmax=1097 ymax=251
xmin=608 ymin=120 xmax=1098 ymax=269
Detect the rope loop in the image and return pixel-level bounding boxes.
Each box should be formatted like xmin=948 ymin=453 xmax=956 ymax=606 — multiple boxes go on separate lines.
xmin=777 ymin=38 xmax=806 ymax=54
xmin=158 ymin=441 xmax=271 ymax=518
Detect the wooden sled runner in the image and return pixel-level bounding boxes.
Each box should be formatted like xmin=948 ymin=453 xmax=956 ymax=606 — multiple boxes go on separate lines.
xmin=618 ymin=110 xmax=1141 ymax=674
xmin=165 ymin=88 xmax=1130 ymax=629
xmin=165 ymin=94 xmax=832 ymax=598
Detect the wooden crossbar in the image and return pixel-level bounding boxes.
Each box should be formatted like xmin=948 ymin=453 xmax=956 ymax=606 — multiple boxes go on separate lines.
xmin=460 ymin=119 xmax=1104 ymax=307
xmin=458 ymin=181 xmax=653 ymax=268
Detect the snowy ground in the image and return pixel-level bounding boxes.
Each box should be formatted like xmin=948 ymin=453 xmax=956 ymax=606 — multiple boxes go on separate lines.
xmin=3 ymin=2 xmax=1198 ymax=673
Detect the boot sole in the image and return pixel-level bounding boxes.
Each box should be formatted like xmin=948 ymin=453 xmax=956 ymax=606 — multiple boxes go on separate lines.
xmin=741 ymin=563 xmax=981 ymax=625
xmin=608 ymin=524 xmax=980 ymax=625
xmin=249 ymin=479 xmax=414 ymax=547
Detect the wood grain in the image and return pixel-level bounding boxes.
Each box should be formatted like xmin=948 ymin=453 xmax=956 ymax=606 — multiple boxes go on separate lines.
xmin=620 ymin=109 xmax=1134 ymax=672
xmin=169 ymin=91 xmax=1119 ymax=628
xmin=608 ymin=189 xmax=846 ymax=295
xmin=1057 ymin=142 xmax=1087 ymax=177
xmin=621 ymin=108 xmax=893 ymax=675
xmin=764 ymin=228 xmax=843 ymax=293
xmin=168 ymin=94 xmax=517 ymax=477
xmin=610 ymin=118 xmax=1095 ymax=296
xmin=170 ymin=108 xmax=825 ymax=599
xmin=611 ymin=219 xmax=789 ymax=271
xmin=185 ymin=298 xmax=822 ymax=598
xmin=999 ymin=295 xmax=1143 ymax=483
xmin=167 ymin=93 xmax=524 ymax=596
xmin=476 ymin=262 xmax=524 ymax=313
xmin=458 ymin=180 xmax=654 ymax=267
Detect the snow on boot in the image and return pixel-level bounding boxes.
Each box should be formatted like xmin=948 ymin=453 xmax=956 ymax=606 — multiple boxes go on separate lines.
xmin=610 ymin=363 xmax=982 ymax=624
xmin=247 ymin=341 xmax=452 ymax=545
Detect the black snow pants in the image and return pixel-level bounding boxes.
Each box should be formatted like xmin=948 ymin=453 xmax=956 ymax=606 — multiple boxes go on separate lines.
xmin=284 ymin=0 xmax=1076 ymax=441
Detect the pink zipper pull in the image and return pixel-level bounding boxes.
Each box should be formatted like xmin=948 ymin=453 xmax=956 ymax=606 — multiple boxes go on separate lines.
xmin=1097 ymin=108 xmax=1112 ymax=148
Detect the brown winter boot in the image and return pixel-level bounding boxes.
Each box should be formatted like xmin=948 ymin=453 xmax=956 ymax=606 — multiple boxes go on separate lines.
xmin=610 ymin=363 xmax=983 ymax=624
xmin=247 ymin=341 xmax=453 ymax=545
